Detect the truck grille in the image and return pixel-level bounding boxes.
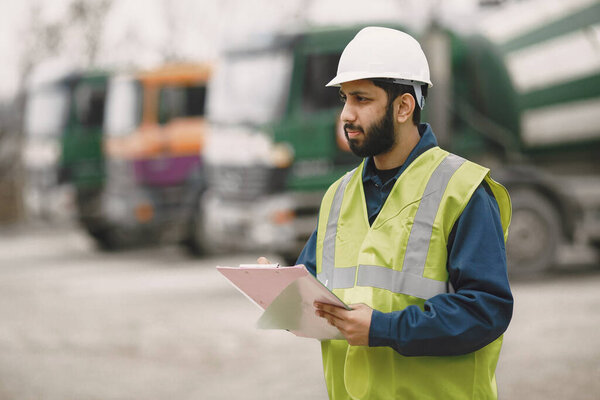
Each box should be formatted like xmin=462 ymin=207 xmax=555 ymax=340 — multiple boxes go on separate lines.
xmin=206 ymin=165 xmax=287 ymax=200
xmin=146 ymin=179 xmax=201 ymax=217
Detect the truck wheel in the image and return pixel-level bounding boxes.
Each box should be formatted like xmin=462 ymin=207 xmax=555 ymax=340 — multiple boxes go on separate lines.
xmin=85 ymin=225 xmax=130 ymax=251
xmin=506 ymin=189 xmax=562 ymax=277
xmin=181 ymin=198 xmax=208 ymax=256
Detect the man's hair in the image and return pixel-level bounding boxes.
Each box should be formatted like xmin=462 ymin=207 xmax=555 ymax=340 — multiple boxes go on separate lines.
xmin=371 ymin=79 xmax=428 ymax=125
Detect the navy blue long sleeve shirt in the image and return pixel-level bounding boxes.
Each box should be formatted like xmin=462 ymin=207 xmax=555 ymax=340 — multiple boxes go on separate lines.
xmin=296 ymin=123 xmax=513 ymax=357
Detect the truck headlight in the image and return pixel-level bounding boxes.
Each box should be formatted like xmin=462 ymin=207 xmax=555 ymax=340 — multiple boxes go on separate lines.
xmin=270 ymin=142 xmax=294 ymax=169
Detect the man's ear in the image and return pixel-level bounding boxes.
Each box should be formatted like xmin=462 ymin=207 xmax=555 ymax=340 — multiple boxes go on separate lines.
xmin=395 ymin=93 xmax=415 ymax=124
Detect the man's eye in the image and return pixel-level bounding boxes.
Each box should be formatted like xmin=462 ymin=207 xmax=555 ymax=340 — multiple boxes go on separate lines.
xmin=339 ymin=95 xmax=347 ymax=103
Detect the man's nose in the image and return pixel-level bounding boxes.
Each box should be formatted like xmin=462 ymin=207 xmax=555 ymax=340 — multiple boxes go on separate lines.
xmin=340 ymin=102 xmax=356 ymax=124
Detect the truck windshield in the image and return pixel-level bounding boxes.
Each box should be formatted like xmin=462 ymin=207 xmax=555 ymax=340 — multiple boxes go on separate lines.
xmin=104 ymin=76 xmax=142 ymax=137
xmin=158 ymin=84 xmax=207 ymax=124
xmin=25 ymin=85 xmax=69 ymax=138
xmin=208 ymin=48 xmax=293 ymax=126
xmin=74 ymin=82 xmax=106 ymax=129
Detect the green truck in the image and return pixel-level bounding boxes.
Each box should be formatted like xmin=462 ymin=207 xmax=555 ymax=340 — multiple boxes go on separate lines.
xmin=201 ymin=1 xmax=599 ymax=275
xmin=424 ymin=0 xmax=600 ymax=274
xmin=23 ymin=71 xmax=108 ymax=222
xmin=203 ymin=27 xmax=362 ymax=262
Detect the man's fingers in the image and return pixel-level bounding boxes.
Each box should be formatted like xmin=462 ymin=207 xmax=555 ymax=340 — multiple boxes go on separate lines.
xmin=314 ymin=302 xmax=348 ymax=328
xmin=316 ymin=309 xmax=343 ymax=327
xmin=314 ymin=302 xmax=372 ymax=345
xmin=256 ymin=257 xmax=271 ymax=264
xmin=314 ymin=302 xmax=347 ymax=316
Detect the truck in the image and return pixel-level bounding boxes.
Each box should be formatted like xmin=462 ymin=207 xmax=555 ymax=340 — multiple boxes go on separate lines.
xmin=203 ymin=28 xmax=361 ymax=262
xmin=424 ymin=0 xmax=600 ymax=274
xmin=23 ymin=71 xmax=108 ymax=222
xmin=202 ymin=0 xmax=599 ymax=276
xmin=83 ymin=64 xmax=211 ymax=251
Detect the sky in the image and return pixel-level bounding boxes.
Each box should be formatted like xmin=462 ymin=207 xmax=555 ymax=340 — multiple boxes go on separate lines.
xmin=0 ymin=0 xmax=482 ymax=101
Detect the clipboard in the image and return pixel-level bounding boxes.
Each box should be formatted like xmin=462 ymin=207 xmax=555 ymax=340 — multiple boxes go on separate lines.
xmin=216 ymin=264 xmax=350 ymax=340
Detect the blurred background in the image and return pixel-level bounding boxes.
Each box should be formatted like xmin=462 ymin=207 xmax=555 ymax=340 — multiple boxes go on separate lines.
xmin=0 ymin=0 xmax=599 ymax=399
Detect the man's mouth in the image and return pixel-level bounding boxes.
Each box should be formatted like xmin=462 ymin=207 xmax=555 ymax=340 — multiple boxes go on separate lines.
xmin=344 ymin=124 xmax=363 ymax=139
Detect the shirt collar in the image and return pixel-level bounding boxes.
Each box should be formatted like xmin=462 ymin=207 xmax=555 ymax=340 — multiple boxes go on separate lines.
xmin=362 ymin=123 xmax=438 ymax=183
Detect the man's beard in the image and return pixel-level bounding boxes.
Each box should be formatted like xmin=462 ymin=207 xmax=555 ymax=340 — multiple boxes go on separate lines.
xmin=344 ymin=103 xmax=396 ymax=158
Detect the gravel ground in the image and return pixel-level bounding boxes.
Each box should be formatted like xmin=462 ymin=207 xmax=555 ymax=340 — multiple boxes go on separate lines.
xmin=0 ymin=224 xmax=599 ymax=400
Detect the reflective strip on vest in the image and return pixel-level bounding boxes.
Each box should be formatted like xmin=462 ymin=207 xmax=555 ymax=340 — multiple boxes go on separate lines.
xmin=402 ymin=153 xmax=466 ymax=275
xmin=321 ymin=154 xmax=467 ymax=299
xmin=327 ymin=266 xmax=357 ymax=289
xmin=319 ymin=169 xmax=355 ymax=289
xmin=356 ymin=264 xmax=448 ymax=299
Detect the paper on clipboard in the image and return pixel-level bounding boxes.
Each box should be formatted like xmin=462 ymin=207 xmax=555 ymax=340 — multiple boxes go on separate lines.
xmin=256 ymin=274 xmax=347 ymax=340
xmin=216 ymin=264 xmax=350 ymax=340
xmin=216 ymin=264 xmax=307 ymax=309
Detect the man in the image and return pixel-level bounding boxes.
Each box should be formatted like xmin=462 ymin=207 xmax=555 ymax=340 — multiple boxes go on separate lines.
xmin=261 ymin=26 xmax=512 ymax=400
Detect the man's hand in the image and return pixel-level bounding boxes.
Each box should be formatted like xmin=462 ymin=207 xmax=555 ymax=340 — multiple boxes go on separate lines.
xmin=257 ymin=257 xmax=271 ymax=264
xmin=314 ymin=302 xmax=373 ymax=346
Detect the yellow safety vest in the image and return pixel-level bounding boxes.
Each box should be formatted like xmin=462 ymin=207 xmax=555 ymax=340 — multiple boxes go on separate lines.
xmin=315 ymin=147 xmax=511 ymax=400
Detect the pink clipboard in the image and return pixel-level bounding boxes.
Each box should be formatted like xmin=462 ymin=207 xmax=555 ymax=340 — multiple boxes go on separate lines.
xmin=217 ymin=264 xmax=350 ymax=340
xmin=216 ymin=264 xmax=309 ymax=310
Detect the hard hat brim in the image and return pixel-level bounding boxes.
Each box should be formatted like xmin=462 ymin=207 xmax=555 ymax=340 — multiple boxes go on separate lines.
xmin=326 ymin=72 xmax=433 ymax=88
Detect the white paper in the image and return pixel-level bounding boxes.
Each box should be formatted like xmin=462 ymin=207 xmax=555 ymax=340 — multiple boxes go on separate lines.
xmin=256 ymin=275 xmax=349 ymax=340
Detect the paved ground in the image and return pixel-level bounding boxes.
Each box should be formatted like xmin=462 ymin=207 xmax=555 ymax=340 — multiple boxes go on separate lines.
xmin=0 ymin=224 xmax=599 ymax=400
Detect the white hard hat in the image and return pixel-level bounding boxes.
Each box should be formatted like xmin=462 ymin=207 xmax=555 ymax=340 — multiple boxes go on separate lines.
xmin=326 ymin=26 xmax=432 ymax=108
